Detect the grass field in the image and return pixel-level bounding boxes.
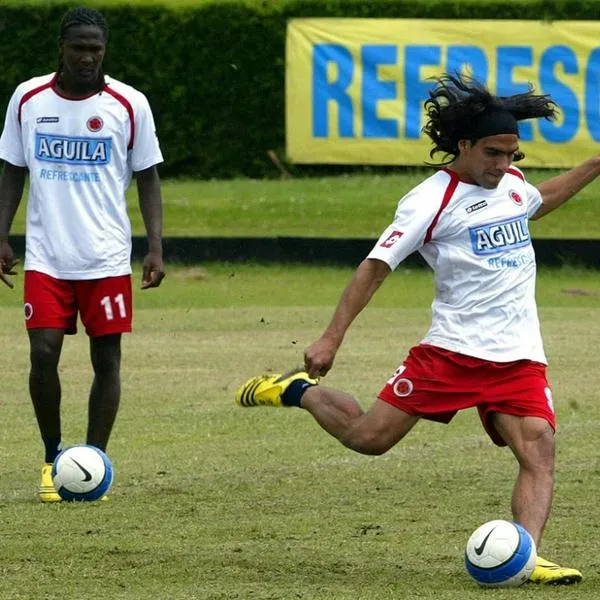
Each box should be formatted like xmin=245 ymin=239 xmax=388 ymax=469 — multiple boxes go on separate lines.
xmin=7 ymin=170 xmax=600 ymax=239
xmin=2 ymin=0 xmax=550 ymax=7
xmin=1 ymin=263 xmax=600 ymax=599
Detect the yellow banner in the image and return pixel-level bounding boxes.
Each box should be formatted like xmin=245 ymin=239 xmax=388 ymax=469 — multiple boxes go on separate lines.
xmin=286 ymin=19 xmax=600 ymax=168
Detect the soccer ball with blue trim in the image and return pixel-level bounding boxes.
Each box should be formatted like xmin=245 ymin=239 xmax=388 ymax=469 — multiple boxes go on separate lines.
xmin=465 ymin=520 xmax=537 ymax=586
xmin=52 ymin=445 xmax=113 ymax=501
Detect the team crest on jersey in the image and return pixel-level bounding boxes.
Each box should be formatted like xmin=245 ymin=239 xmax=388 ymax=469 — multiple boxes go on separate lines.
xmin=35 ymin=133 xmax=111 ymax=165
xmin=380 ymin=230 xmax=403 ymax=248
xmin=24 ymin=303 xmax=33 ymax=321
xmin=509 ymin=189 xmax=523 ymax=205
xmin=393 ymin=377 xmax=414 ymax=397
xmin=87 ymin=116 xmax=104 ymax=132
xmin=469 ymin=215 xmax=530 ymax=256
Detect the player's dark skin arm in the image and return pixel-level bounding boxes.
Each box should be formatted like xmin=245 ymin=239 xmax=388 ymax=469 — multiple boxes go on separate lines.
xmin=533 ymin=155 xmax=600 ymax=220
xmin=0 ymin=162 xmax=26 ymax=288
xmin=136 ymin=165 xmax=165 ymax=289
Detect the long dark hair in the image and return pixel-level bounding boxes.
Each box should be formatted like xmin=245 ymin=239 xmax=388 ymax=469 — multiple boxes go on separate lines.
xmin=422 ymin=73 xmax=557 ymax=166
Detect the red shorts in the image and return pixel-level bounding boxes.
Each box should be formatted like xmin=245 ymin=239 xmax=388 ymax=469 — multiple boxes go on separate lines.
xmin=24 ymin=270 xmax=133 ymax=337
xmin=378 ymin=344 xmax=556 ymax=446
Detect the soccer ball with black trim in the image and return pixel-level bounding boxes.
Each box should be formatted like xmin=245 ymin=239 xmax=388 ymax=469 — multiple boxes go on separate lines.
xmin=465 ymin=519 xmax=537 ymax=587
xmin=52 ymin=445 xmax=113 ymax=501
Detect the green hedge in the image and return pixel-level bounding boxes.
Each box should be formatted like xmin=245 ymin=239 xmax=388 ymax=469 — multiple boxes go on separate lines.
xmin=0 ymin=1 xmax=599 ymax=178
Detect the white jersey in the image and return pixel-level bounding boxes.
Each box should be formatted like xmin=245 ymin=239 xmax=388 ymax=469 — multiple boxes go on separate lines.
xmin=367 ymin=167 xmax=546 ymax=364
xmin=0 ymin=73 xmax=163 ymax=279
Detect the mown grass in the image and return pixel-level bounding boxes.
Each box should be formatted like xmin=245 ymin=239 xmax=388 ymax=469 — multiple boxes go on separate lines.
xmin=7 ymin=170 xmax=600 ymax=239
xmin=1 ymin=0 xmax=563 ymax=6
xmin=1 ymin=263 xmax=599 ymax=599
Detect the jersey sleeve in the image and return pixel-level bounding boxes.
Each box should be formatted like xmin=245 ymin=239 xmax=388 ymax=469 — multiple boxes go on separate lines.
xmin=367 ymin=188 xmax=441 ymax=270
xmin=524 ymin=180 xmax=543 ymax=218
xmin=130 ymin=92 xmax=163 ymax=172
xmin=0 ymin=85 xmax=26 ymax=167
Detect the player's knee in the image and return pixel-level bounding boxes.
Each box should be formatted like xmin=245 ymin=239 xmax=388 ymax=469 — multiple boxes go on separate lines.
xmin=340 ymin=427 xmax=393 ymax=456
xmin=91 ymin=353 xmax=121 ymax=376
xmin=90 ymin=338 xmax=122 ymax=375
xmin=29 ymin=342 xmax=60 ymax=371
xmin=518 ymin=422 xmax=555 ymax=472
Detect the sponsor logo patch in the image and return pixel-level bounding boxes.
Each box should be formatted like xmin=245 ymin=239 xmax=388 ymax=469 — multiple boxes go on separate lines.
xmin=35 ymin=133 xmax=111 ymax=165
xmin=469 ymin=215 xmax=530 ymax=256
xmin=466 ymin=200 xmax=488 ymax=214
xmin=36 ymin=117 xmax=59 ymax=124
xmin=380 ymin=230 xmax=403 ymax=248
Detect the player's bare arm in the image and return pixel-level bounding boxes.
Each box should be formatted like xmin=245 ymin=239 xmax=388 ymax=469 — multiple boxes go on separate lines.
xmin=136 ymin=165 xmax=165 ymax=289
xmin=0 ymin=162 xmax=26 ymax=288
xmin=304 ymin=258 xmax=391 ymax=377
xmin=532 ymin=154 xmax=600 ymax=220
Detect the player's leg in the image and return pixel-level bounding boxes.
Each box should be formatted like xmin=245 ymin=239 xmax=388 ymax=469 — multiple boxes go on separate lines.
xmin=76 ymin=275 xmax=132 ymax=451
xmin=235 ymin=346 xmax=472 ymax=454
xmin=301 ymin=388 xmax=420 ymax=454
xmin=24 ymin=271 xmax=78 ymax=502
xmin=28 ymin=328 xmax=66 ymax=462
xmin=491 ymin=413 xmax=554 ymax=546
xmin=237 ymin=370 xmax=419 ymax=454
xmin=492 ymin=412 xmax=581 ymax=584
xmin=87 ymin=333 xmax=122 ymax=450
xmin=29 ymin=328 xmax=66 ymax=502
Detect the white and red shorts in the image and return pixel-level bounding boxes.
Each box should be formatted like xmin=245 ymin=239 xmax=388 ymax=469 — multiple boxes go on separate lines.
xmin=24 ymin=270 xmax=132 ymax=337
xmin=378 ymin=344 xmax=556 ymax=446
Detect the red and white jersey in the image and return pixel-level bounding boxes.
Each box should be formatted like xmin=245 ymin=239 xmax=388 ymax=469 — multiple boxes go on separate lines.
xmin=368 ymin=168 xmax=546 ymax=363
xmin=0 ymin=73 xmax=163 ymax=279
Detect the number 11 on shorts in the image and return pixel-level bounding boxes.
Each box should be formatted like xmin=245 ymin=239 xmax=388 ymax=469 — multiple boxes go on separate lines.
xmin=100 ymin=294 xmax=127 ymax=320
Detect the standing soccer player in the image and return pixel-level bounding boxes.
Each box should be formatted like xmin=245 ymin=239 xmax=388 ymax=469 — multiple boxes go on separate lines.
xmin=0 ymin=7 xmax=165 ymax=502
xmin=235 ymin=74 xmax=600 ymax=584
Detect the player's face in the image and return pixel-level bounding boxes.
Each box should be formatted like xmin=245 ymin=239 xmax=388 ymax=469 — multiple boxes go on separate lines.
xmin=60 ymin=25 xmax=106 ymax=90
xmin=459 ymin=134 xmax=520 ymax=189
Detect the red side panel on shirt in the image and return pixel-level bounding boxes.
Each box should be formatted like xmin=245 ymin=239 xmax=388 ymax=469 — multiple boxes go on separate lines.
xmin=18 ymin=77 xmax=56 ymax=123
xmin=507 ymin=167 xmax=524 ymax=181
xmin=424 ymin=170 xmax=460 ymax=243
xmin=103 ymin=85 xmax=135 ymax=149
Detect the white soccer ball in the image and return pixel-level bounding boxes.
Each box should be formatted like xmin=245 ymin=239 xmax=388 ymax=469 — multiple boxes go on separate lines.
xmin=465 ymin=519 xmax=537 ymax=587
xmin=52 ymin=445 xmax=113 ymax=501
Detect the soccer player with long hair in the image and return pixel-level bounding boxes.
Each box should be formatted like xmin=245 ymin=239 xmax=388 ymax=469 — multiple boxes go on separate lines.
xmin=236 ymin=73 xmax=600 ymax=585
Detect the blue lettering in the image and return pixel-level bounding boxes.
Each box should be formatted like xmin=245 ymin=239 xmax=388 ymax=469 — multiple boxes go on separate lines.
xmin=35 ymin=133 xmax=111 ymax=165
xmin=404 ymin=46 xmax=441 ymax=139
xmin=312 ymin=44 xmax=354 ymax=138
xmin=361 ymin=45 xmax=398 ymax=138
xmin=586 ymin=48 xmax=600 ymax=141
xmin=470 ymin=215 xmax=530 ymax=256
xmin=539 ymin=46 xmax=579 ymax=143
xmin=38 ymin=168 xmax=100 ymax=182
xmin=496 ymin=47 xmax=533 ymax=140
xmin=446 ymin=46 xmax=488 ymax=85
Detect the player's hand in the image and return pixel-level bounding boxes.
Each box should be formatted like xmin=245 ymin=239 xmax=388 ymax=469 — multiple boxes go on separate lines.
xmin=0 ymin=241 xmax=18 ymax=289
xmin=304 ymin=336 xmax=339 ymax=378
xmin=141 ymin=252 xmax=165 ymax=289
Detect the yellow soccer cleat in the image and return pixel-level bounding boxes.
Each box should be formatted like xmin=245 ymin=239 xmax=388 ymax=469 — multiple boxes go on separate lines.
xmin=39 ymin=463 xmax=61 ymax=503
xmin=529 ymin=556 xmax=582 ymax=585
xmin=235 ymin=369 xmax=319 ymax=407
